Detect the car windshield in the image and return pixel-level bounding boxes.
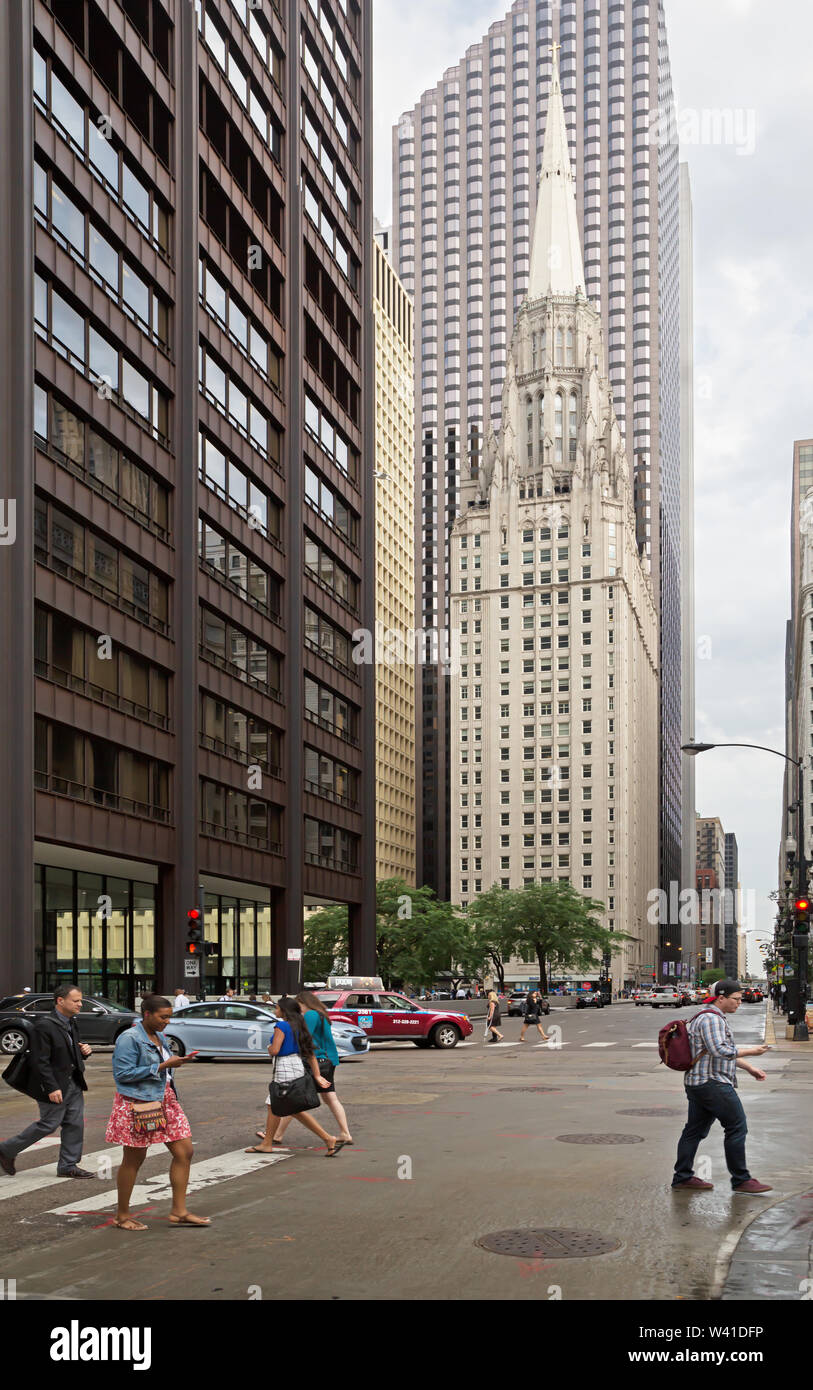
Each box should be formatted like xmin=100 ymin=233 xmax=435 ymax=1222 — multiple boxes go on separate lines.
xmin=88 ymin=997 xmax=132 ymax=1012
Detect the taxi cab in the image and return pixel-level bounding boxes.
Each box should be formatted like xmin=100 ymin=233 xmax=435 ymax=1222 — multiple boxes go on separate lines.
xmin=318 ymin=976 xmax=474 ymax=1049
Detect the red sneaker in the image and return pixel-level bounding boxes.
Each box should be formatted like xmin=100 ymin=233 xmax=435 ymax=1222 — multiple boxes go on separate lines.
xmin=733 ymin=1179 xmax=772 ymax=1194
xmin=672 ymin=1177 xmax=714 ymax=1190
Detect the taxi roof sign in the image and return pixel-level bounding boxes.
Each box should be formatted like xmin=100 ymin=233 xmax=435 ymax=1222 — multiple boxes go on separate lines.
xmin=328 ymin=975 xmax=384 ymax=991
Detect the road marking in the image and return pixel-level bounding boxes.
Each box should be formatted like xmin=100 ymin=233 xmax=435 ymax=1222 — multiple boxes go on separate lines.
xmin=581 ymin=1042 xmax=616 ymax=1048
xmin=632 ymin=1042 xmax=660 ymax=1048
xmin=48 ymin=1146 xmax=294 ymax=1216
xmin=533 ymin=1041 xmax=571 ymax=1048
xmin=0 ymin=1146 xmax=164 ymax=1203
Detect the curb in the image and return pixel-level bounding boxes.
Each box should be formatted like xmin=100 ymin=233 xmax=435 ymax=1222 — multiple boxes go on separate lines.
xmin=720 ymin=1190 xmax=813 ymax=1299
xmin=765 ymin=1006 xmax=813 ymax=1054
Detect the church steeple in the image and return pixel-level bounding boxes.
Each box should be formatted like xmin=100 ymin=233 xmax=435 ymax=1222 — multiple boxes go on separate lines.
xmin=528 ymin=43 xmax=585 ymax=299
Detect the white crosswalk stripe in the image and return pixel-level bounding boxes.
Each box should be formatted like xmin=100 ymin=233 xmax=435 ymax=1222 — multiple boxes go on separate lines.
xmin=581 ymin=1042 xmax=617 ymax=1048
xmin=632 ymin=1042 xmax=660 ymax=1048
xmin=0 ymin=1146 xmax=164 ymax=1203
xmin=48 ymin=1147 xmax=293 ymax=1216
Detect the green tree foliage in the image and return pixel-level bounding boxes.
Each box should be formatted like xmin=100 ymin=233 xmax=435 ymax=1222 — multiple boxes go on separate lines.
xmin=303 ymin=880 xmax=480 ymax=991
xmin=465 ymin=885 xmax=521 ymax=992
xmin=468 ymin=881 xmax=628 ymax=993
xmin=699 ymin=967 xmax=725 ymax=988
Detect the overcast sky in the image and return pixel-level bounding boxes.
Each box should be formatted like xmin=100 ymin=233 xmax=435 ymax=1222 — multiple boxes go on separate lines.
xmin=372 ymin=0 xmax=813 ymax=965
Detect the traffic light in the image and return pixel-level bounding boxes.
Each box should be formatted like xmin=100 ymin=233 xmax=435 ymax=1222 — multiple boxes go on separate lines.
xmin=186 ymin=907 xmax=203 ymax=956
xmin=794 ymin=898 xmax=811 ymax=931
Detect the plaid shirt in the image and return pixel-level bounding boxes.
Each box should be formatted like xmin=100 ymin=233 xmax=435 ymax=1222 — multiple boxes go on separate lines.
xmin=685 ymin=1004 xmax=739 ymax=1088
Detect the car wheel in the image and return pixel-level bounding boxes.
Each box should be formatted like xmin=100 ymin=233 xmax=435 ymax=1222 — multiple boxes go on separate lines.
xmin=413 ymin=1039 xmax=432 ymax=1048
xmin=166 ymin=1035 xmax=185 ymax=1057
xmin=432 ymin=1022 xmax=461 ymax=1049
xmin=0 ymin=1028 xmax=28 ymax=1055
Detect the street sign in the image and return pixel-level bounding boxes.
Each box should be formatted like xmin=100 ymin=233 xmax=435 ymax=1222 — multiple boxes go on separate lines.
xmin=184 ymin=958 xmax=200 ymax=977
xmin=287 ymin=948 xmax=302 ymax=962
xmin=705 ymin=948 xmax=713 ymax=963
xmin=784 ymin=967 xmax=795 ymax=979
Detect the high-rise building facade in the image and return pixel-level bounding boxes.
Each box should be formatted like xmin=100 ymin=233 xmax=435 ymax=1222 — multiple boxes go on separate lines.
xmin=0 ymin=0 xmax=375 ymax=1003
xmin=392 ymin=0 xmax=687 ymax=928
xmin=723 ymin=831 xmax=739 ymax=978
xmin=780 ymin=439 xmax=813 ymax=887
xmin=696 ymin=815 xmax=726 ymax=971
xmin=448 ymin=53 xmax=659 ymax=990
xmin=373 ymin=233 xmax=416 ymax=883
xmin=678 ymin=160 xmax=696 ymax=973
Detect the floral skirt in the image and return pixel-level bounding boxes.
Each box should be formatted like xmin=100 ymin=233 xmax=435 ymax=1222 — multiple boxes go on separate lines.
xmin=105 ymin=1083 xmax=192 ymax=1148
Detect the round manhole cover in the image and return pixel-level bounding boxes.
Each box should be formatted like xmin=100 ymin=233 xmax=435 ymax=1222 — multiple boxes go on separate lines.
xmin=555 ymin=1133 xmax=645 ymax=1145
xmin=616 ymin=1107 xmax=682 ymax=1117
xmin=476 ymin=1228 xmax=622 ymax=1259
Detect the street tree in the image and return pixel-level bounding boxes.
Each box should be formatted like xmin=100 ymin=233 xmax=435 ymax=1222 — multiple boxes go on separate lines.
xmin=503 ymin=880 xmax=629 ymax=993
xmin=465 ymin=885 xmax=520 ymax=993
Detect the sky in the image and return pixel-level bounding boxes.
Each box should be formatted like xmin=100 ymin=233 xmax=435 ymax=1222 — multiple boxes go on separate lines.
xmin=371 ymin=0 xmax=813 ymax=966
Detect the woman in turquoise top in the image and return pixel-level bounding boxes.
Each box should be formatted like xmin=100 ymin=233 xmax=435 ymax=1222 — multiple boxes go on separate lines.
xmin=251 ymin=991 xmax=353 ymax=1151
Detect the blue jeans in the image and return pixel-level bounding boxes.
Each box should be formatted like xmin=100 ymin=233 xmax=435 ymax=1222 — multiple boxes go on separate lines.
xmin=673 ymin=1080 xmax=751 ymax=1189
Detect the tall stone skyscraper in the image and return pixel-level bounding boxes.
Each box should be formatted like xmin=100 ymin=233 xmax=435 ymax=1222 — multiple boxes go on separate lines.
xmin=448 ymin=51 xmax=659 ymax=989
xmin=393 ymin=0 xmax=688 ymax=937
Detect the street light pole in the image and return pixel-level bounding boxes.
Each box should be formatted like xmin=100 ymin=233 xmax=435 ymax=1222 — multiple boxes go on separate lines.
xmin=682 ymin=740 xmax=809 ymax=1040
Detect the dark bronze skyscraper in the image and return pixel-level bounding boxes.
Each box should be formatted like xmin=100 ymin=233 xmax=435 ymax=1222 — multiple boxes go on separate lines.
xmin=0 ymin=0 xmax=375 ymax=1002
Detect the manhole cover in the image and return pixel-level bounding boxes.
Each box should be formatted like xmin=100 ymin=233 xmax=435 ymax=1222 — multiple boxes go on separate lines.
xmin=616 ymin=1107 xmax=681 ymax=1117
xmin=555 ymin=1133 xmax=645 ymax=1145
xmin=476 ymin=1228 xmax=622 ymax=1259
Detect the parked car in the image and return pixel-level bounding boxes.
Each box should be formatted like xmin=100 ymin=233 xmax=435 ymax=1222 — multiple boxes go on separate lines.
xmin=0 ymin=993 xmax=138 ymax=1055
xmin=575 ymin=990 xmax=604 ymax=1009
xmin=507 ymin=990 xmax=551 ymax=1017
xmin=319 ymin=987 xmax=474 ymax=1049
xmin=164 ymin=1001 xmax=370 ymax=1061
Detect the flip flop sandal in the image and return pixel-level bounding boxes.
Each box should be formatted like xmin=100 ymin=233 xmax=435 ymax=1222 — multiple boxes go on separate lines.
xmin=326 ymin=1140 xmax=348 ymax=1158
xmin=169 ymin=1214 xmax=211 ymax=1227
xmin=113 ymin=1218 xmax=148 ymax=1231
xmin=245 ymin=1146 xmax=277 ymax=1154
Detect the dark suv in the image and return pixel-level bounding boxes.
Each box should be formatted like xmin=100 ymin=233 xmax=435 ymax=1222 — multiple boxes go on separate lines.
xmin=0 ymin=994 xmax=138 ymax=1055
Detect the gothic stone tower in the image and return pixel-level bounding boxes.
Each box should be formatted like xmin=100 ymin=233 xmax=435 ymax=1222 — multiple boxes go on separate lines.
xmin=449 ymin=50 xmax=659 ymax=989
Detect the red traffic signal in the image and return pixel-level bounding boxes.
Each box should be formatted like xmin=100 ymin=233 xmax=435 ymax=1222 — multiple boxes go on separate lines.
xmin=795 ymin=899 xmax=810 ymax=913
xmin=187 ymin=908 xmax=203 ymax=946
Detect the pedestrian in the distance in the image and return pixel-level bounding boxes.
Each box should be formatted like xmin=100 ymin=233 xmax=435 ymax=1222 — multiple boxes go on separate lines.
xmin=173 ymin=988 xmax=190 ymax=1011
xmin=246 ymin=996 xmax=343 ymax=1157
xmin=107 ymin=994 xmax=209 ymax=1230
xmin=485 ymin=990 xmax=504 ymax=1043
xmin=519 ymin=990 xmax=551 ymax=1044
xmin=671 ymin=978 xmax=772 ymax=1195
xmin=0 ymin=983 xmax=95 ymax=1180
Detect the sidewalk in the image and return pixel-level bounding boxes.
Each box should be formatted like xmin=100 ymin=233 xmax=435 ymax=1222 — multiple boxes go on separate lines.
xmin=765 ymin=1006 xmax=813 ymax=1052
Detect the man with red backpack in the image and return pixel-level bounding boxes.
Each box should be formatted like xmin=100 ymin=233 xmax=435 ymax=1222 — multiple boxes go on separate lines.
xmin=671 ymin=979 xmax=772 ymax=1194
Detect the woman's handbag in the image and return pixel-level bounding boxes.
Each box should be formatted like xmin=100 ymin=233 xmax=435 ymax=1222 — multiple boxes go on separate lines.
xmin=268 ymin=1063 xmax=320 ymax=1117
xmin=130 ymin=1099 xmax=167 ymax=1136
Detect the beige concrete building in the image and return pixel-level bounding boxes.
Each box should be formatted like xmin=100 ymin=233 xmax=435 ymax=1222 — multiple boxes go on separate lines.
xmin=448 ymin=53 xmax=659 ymax=988
xmin=373 ymin=235 xmax=417 ymax=883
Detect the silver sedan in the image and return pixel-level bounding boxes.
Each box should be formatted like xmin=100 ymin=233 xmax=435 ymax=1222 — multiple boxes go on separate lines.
xmin=163 ymin=1001 xmax=369 ymax=1060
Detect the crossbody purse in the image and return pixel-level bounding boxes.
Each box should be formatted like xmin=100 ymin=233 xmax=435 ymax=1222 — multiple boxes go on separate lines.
xmin=130 ymin=1099 xmax=167 ymax=1135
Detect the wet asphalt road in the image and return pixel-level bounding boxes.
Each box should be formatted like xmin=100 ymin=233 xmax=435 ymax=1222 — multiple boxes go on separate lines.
xmin=2 ymin=1000 xmax=803 ymax=1302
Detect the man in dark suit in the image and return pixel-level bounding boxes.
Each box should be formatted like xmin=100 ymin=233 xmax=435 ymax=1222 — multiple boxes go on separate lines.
xmin=0 ymin=982 xmax=96 ymax=1179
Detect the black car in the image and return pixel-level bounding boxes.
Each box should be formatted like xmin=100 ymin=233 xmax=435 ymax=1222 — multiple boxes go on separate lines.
xmin=0 ymin=994 xmax=138 ymax=1056
xmin=575 ymin=991 xmax=605 ymax=1009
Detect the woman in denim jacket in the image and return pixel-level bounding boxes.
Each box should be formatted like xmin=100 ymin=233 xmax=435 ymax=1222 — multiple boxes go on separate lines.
xmin=106 ymin=994 xmax=209 ymax=1231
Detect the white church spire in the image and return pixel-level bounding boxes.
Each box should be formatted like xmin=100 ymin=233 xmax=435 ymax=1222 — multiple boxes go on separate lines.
xmin=528 ymin=42 xmax=585 ymax=299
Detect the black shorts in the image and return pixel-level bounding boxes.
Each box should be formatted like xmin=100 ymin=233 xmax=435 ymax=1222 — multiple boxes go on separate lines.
xmin=317 ymin=1059 xmax=336 ymax=1093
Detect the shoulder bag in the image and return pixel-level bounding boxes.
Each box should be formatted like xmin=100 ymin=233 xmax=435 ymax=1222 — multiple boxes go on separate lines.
xmin=268 ymin=1057 xmax=320 ymax=1117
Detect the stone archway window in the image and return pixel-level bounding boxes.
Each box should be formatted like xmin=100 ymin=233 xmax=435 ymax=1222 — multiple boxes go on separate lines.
xmin=555 ymin=326 xmax=563 ymax=365
xmin=568 ymin=391 xmax=578 ymax=461
xmin=531 ymin=332 xmax=538 ymax=370
xmin=555 ymin=392 xmax=563 ymax=463
xmin=526 ymin=396 xmax=534 ymax=461
xmin=537 ymin=391 xmax=545 ymax=449
xmin=566 ymin=328 xmax=575 ymax=365
xmin=540 ymin=328 xmax=546 ymax=359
